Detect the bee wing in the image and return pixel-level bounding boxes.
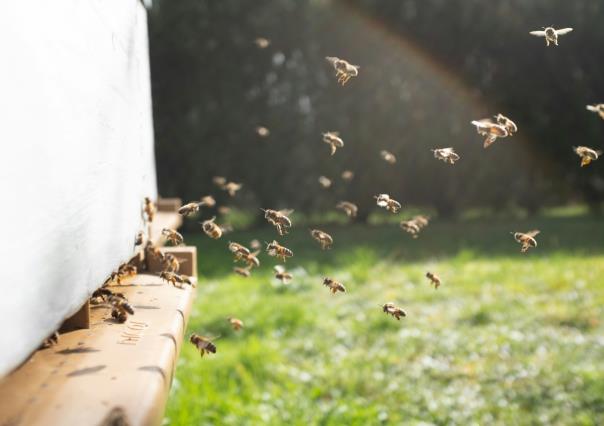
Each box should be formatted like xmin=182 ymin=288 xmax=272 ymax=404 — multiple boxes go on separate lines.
xmin=330 ymin=144 xmax=336 ymax=155
xmin=529 ymin=30 xmax=546 ymax=37
xmin=325 ymin=56 xmax=338 ymax=65
xmin=555 ymin=28 xmax=573 ymax=35
xmin=586 ymin=105 xmax=598 ymax=112
xmin=250 ymin=250 xmax=261 ymax=257
xmin=278 ymin=209 xmax=294 ymax=216
xmin=526 ymin=230 xmax=540 ymax=238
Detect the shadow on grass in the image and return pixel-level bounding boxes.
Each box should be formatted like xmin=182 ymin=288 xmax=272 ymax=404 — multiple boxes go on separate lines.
xmin=186 ymin=216 xmax=604 ymax=279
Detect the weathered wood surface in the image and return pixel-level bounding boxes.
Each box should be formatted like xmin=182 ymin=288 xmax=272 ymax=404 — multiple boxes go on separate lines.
xmin=0 ymin=1 xmax=156 ymax=376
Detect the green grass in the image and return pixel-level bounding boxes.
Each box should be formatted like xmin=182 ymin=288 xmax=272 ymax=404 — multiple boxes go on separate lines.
xmin=165 ymin=217 xmax=604 ymax=425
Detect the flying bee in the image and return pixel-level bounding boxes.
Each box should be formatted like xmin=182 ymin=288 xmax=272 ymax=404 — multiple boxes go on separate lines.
xmin=318 ymin=176 xmax=332 ymax=189
xmin=200 ymin=195 xmax=216 ymax=208
xmin=178 ymin=202 xmax=203 ymax=216
xmin=336 ymin=201 xmax=358 ymax=218
xmin=374 ymin=194 xmax=402 ymax=213
xmin=261 ymin=208 xmax=293 ymax=235
xmin=242 ymin=250 xmax=261 ymax=269
xmin=189 ymin=333 xmax=217 ymax=357
xmin=495 ymin=114 xmax=518 ymax=135
xmin=380 ymin=150 xmax=396 ymax=164
xmin=201 ymin=216 xmax=223 ymax=239
xmin=273 ymin=265 xmax=293 ymax=284
xmin=145 ymin=240 xmax=165 ymax=263
xmin=250 ymin=239 xmax=262 ymax=250
xmin=218 ymin=206 xmax=231 ymax=216
xmin=108 ymin=294 xmax=135 ymax=323
xmin=322 ymin=277 xmax=346 ymax=294
xmin=322 ymin=131 xmax=344 ymax=156
xmin=325 ymin=56 xmax=359 ymax=85
xmin=266 ymin=240 xmax=293 ymax=262
xmin=586 ymin=104 xmax=604 ymax=120
xmin=382 ymin=302 xmax=406 ymax=320
xmin=233 ymin=266 xmax=252 ymax=277
xmin=573 ymin=146 xmax=602 ymax=167
xmin=341 ymin=170 xmax=354 ymax=182
xmin=161 ymin=228 xmax=184 ymax=246
xmin=512 ymin=230 xmax=540 ymax=253
xmin=471 ymin=118 xmax=509 ymax=148
xmin=310 ymin=229 xmax=333 ymax=250
xmin=431 ymin=147 xmax=460 ymax=164
xmin=228 ymin=241 xmax=251 ymax=260
xmin=227 ymin=317 xmax=244 ymax=331
xmin=143 ymin=197 xmax=155 ymax=223
xmin=212 ymin=176 xmax=227 ymax=187
xmin=163 ymin=253 xmax=187 ymax=273
xmin=400 ymin=220 xmax=421 ymax=238
xmin=256 ymin=126 xmax=270 ymax=137
xmin=134 ymin=231 xmax=144 ymax=246
xmin=426 ymin=272 xmax=441 ymax=289
xmin=529 ymin=26 xmax=573 ymax=46
xmin=254 ymin=37 xmax=270 ymax=49
xmin=413 ymin=215 xmax=430 ymax=229
xmin=40 ymin=331 xmax=59 ymax=349
xmin=223 ymin=182 xmax=242 ymax=197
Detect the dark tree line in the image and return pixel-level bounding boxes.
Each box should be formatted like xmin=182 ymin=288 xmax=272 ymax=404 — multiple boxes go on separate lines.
xmin=148 ymin=0 xmax=604 ymax=221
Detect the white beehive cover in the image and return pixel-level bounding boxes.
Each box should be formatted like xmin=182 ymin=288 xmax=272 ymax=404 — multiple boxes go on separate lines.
xmin=0 ymin=0 xmax=157 ymax=376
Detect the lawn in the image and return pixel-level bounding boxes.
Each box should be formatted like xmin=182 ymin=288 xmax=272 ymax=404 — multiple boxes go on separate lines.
xmin=165 ymin=216 xmax=604 ymax=425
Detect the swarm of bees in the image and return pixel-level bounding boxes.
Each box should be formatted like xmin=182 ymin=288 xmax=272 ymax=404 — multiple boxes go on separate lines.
xmin=374 ymin=194 xmax=402 ymax=213
xmin=573 ymin=146 xmax=602 ymax=167
xmin=529 ymin=26 xmax=573 ymax=46
xmin=325 ymin=56 xmax=359 ymax=85
xmin=512 ymin=230 xmax=540 ymax=253
xmin=322 ymin=132 xmax=344 ymax=156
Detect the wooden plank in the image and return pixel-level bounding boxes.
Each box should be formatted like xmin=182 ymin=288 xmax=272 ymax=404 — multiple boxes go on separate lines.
xmin=0 ymin=272 xmax=196 ymax=426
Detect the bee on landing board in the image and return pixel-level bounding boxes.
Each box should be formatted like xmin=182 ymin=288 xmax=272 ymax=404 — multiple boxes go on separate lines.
xmin=227 ymin=317 xmax=244 ymax=331
xmin=431 ymin=147 xmax=460 ymax=165
xmin=108 ymin=294 xmax=135 ymax=323
xmin=374 ymin=194 xmax=402 ymax=213
xmin=40 ymin=331 xmax=59 ymax=349
xmin=322 ymin=277 xmax=346 ymax=294
xmin=322 ymin=131 xmax=344 ymax=156
xmin=273 ymin=265 xmax=293 ymax=284
xmin=529 ymin=26 xmax=573 ymax=46
xmin=586 ymin=104 xmax=604 ymax=120
xmin=201 ymin=216 xmax=223 ymax=239
xmin=261 ymin=208 xmax=293 ymax=236
xmin=190 ymin=333 xmax=217 ymax=357
xmin=573 ymin=146 xmax=602 ymax=167
xmin=266 ymin=240 xmax=293 ymax=262
xmin=380 ymin=150 xmax=396 ymax=164
xmin=310 ymin=229 xmax=333 ymax=250
xmin=161 ymin=228 xmax=184 ymax=246
xmin=426 ymin=272 xmax=441 ymax=289
xmin=512 ymin=230 xmax=540 ymax=253
xmin=382 ymin=303 xmax=407 ymax=320
xmin=325 ymin=56 xmax=359 ymax=85
xmin=143 ymin=197 xmax=155 ymax=223
xmin=336 ymin=201 xmax=358 ymax=218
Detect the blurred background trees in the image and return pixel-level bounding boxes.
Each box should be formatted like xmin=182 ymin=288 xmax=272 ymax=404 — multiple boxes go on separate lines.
xmin=148 ymin=0 xmax=604 ymax=221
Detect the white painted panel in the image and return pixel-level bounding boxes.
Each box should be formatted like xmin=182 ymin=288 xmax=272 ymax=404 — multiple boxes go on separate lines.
xmin=0 ymin=0 xmax=157 ymax=376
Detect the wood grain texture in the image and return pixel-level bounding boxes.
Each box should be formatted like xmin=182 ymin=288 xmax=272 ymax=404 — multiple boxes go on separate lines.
xmin=0 ymin=1 xmax=157 ymax=376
